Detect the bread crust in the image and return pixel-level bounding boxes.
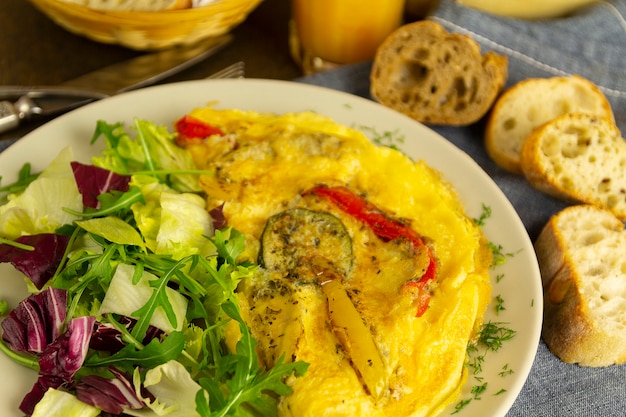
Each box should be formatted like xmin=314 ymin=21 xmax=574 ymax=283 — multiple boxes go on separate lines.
xmin=536 ymin=205 xmax=626 ymax=367
xmin=370 ymin=20 xmax=508 ymax=126
xmin=66 ymin=0 xmax=192 ymax=11
xmin=485 ymin=75 xmax=614 ymax=174
xmin=520 ymin=113 xmax=626 ymax=220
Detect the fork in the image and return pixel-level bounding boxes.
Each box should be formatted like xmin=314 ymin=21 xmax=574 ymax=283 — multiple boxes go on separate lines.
xmin=206 ymin=61 xmax=245 ymax=79
xmin=0 ymin=62 xmax=246 ymax=135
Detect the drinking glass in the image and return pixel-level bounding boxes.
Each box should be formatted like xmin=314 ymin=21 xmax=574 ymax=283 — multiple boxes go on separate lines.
xmin=290 ymin=0 xmax=405 ymax=74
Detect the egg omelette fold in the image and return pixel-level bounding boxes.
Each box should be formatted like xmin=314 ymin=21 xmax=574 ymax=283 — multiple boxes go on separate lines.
xmin=179 ymin=107 xmax=493 ymax=417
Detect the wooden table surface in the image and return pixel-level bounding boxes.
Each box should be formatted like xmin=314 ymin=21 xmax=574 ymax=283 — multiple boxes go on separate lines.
xmin=0 ymin=0 xmax=303 ymax=139
xmin=1 ymin=0 xmax=302 ymax=84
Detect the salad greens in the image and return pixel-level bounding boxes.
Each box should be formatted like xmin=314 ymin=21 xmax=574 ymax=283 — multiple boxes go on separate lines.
xmin=0 ymin=118 xmax=307 ymax=417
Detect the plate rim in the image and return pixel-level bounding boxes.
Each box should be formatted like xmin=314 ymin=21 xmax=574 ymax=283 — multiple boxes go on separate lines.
xmin=0 ymin=78 xmax=542 ymax=417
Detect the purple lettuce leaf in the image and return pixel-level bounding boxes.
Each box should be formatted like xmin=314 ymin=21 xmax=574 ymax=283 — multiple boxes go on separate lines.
xmin=39 ymin=315 xmax=95 ymax=379
xmin=89 ymin=321 xmax=126 ymax=353
xmin=0 ymin=234 xmax=71 ymax=290
xmin=1 ymin=287 xmax=67 ymax=354
xmin=19 ymin=375 xmax=68 ymax=416
xmin=76 ymin=367 xmax=145 ymax=414
xmin=209 ymin=203 xmax=227 ymax=230
xmin=90 ymin=315 xmax=164 ymax=354
xmin=71 ymin=161 xmax=130 ymax=209
xmin=20 ymin=316 xmax=95 ymax=415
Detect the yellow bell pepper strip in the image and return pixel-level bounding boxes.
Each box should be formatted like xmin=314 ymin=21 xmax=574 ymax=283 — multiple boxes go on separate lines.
xmin=308 ymin=256 xmax=387 ymax=400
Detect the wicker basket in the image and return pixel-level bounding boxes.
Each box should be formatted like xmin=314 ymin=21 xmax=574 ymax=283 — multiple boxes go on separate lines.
xmin=28 ymin=0 xmax=264 ymax=50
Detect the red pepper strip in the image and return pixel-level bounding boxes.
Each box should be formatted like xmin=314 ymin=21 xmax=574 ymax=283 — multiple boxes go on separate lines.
xmin=174 ymin=115 xmax=224 ymax=145
xmin=304 ymin=185 xmax=437 ymax=316
xmin=402 ymin=281 xmax=431 ymax=318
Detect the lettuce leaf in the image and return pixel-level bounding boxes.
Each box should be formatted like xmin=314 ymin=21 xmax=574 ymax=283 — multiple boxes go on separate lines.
xmin=131 ymin=175 xmax=214 ymax=260
xmin=126 ymin=360 xmax=205 ymax=417
xmin=75 ymin=217 xmax=146 ymax=252
xmin=0 ymin=147 xmax=82 ymax=239
xmin=91 ymin=119 xmax=202 ymax=193
xmin=98 ymin=263 xmax=188 ymax=334
xmin=30 ymin=388 xmax=100 ymax=417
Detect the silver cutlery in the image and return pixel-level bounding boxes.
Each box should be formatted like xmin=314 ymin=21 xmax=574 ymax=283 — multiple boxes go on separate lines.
xmin=0 ymin=35 xmax=236 ymax=134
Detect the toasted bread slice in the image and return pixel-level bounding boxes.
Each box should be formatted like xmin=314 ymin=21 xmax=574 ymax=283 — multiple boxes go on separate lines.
xmin=485 ymin=75 xmax=613 ymax=174
xmin=370 ymin=20 xmax=508 ymax=126
xmin=535 ymin=204 xmax=626 ymax=366
xmin=520 ymin=113 xmax=626 ymax=220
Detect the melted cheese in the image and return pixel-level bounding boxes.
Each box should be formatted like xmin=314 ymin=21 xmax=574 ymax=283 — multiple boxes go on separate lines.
xmin=185 ymin=108 xmax=492 ymax=417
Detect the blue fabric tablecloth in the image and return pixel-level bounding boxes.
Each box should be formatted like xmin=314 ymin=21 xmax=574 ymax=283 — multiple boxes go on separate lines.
xmin=297 ymin=1 xmax=626 ymax=416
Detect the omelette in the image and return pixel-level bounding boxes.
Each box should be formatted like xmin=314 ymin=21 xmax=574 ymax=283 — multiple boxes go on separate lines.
xmin=177 ymin=108 xmax=493 ymax=417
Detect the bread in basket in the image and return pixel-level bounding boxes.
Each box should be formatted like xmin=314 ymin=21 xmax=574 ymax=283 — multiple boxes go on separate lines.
xmin=28 ymin=0 xmax=263 ymax=50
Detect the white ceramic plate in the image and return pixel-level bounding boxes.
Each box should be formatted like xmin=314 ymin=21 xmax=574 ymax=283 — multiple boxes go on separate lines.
xmin=0 ymin=79 xmax=542 ymax=417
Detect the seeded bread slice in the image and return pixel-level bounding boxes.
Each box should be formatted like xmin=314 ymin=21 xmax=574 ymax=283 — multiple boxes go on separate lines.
xmin=520 ymin=113 xmax=626 ymax=220
xmin=370 ymin=20 xmax=508 ymax=126
xmin=535 ymin=204 xmax=626 ymax=366
xmin=485 ymin=75 xmax=613 ymax=174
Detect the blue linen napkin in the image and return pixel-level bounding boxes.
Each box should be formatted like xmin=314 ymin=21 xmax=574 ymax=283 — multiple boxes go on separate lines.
xmin=297 ymin=1 xmax=626 ymax=416
xmin=0 ymin=137 xmax=16 ymax=153
xmin=431 ymin=0 xmax=626 ymax=130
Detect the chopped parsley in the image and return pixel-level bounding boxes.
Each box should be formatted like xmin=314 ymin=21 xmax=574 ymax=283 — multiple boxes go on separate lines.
xmin=488 ymin=242 xmax=516 ymax=268
xmin=358 ymin=125 xmax=405 ymax=150
xmin=452 ymin=204 xmax=520 ymax=414
xmin=453 ymin=321 xmax=517 ymax=413
xmin=473 ymin=203 xmax=492 ymax=227
xmin=494 ymin=294 xmax=506 ymax=315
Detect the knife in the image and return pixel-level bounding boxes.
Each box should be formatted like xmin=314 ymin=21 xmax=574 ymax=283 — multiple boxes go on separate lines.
xmin=0 ymin=34 xmax=232 ymax=134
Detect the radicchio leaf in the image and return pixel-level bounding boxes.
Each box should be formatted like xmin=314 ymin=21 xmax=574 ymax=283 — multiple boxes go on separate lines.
xmin=71 ymin=161 xmax=130 ymax=209
xmin=19 ymin=375 xmax=67 ymax=416
xmin=20 ymin=316 xmax=96 ymax=415
xmin=90 ymin=316 xmax=163 ymax=354
xmin=209 ymin=203 xmax=227 ymax=230
xmin=76 ymin=367 xmax=145 ymax=414
xmin=89 ymin=321 xmax=126 ymax=353
xmin=1 ymin=287 xmax=67 ymax=354
xmin=39 ymin=316 xmax=95 ymax=379
xmin=0 ymin=234 xmax=70 ymax=289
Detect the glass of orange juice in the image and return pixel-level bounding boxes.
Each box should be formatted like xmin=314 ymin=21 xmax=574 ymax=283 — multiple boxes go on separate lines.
xmin=290 ymin=0 xmax=405 ymax=75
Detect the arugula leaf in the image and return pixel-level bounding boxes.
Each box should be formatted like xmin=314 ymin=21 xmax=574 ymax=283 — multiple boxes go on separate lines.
xmin=0 ymin=162 xmax=39 ymax=198
xmin=193 ymin=299 xmax=307 ymax=416
xmin=85 ymin=331 xmax=185 ymax=370
xmin=65 ymin=186 xmax=144 ymax=219
xmin=211 ymin=228 xmax=246 ymax=267
xmin=129 ymin=261 xmax=183 ymax=340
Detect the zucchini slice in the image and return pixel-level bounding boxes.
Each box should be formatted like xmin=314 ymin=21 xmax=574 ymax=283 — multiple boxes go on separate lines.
xmin=258 ymin=208 xmax=353 ymax=278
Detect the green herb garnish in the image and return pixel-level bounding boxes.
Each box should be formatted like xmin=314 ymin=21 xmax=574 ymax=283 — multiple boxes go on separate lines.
xmin=473 ymin=204 xmax=492 ymax=227
xmin=358 ymin=125 xmax=405 ymax=150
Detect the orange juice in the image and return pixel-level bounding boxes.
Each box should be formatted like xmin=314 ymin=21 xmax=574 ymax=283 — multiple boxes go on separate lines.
xmin=291 ymin=0 xmax=405 ymax=73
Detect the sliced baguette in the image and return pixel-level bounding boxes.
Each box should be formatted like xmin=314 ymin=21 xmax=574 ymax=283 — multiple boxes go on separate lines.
xmin=485 ymin=75 xmax=613 ymax=174
xmin=62 ymin=0 xmax=192 ymax=11
xmin=520 ymin=113 xmax=626 ymax=220
xmin=370 ymin=20 xmax=508 ymax=126
xmin=535 ymin=205 xmax=626 ymax=367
